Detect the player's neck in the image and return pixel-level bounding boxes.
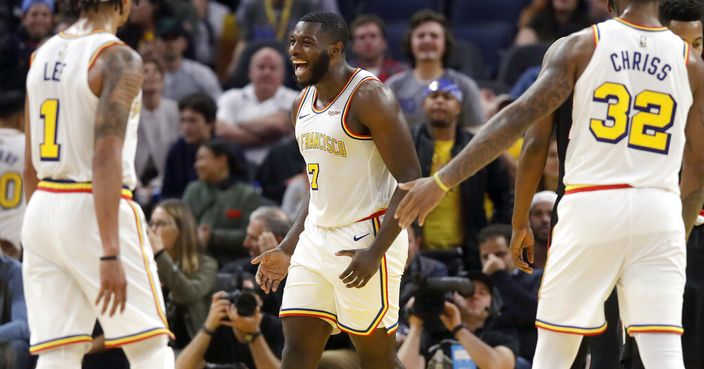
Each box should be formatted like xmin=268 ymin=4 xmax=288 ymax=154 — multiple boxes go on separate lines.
xmin=315 ymin=64 xmax=356 ymax=103
xmin=413 ymin=61 xmax=443 ymax=82
xmin=619 ymin=4 xmax=662 ymax=27
xmin=73 ymin=12 xmax=120 ymax=35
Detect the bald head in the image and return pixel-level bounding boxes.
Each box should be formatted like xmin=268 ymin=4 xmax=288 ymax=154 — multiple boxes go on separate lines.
xmin=249 ymin=47 xmax=285 ymax=100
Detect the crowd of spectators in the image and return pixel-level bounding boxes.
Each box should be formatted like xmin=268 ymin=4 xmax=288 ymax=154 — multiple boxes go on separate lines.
xmin=1 ymin=0 xmax=704 ymax=368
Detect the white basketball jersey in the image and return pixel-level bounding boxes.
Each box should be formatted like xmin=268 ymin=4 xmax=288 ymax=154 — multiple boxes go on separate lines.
xmin=0 ymin=128 xmax=25 ymax=248
xmin=296 ymin=69 xmax=396 ymax=228
xmin=566 ymin=18 xmax=692 ymax=194
xmin=26 ymin=31 xmax=140 ymax=189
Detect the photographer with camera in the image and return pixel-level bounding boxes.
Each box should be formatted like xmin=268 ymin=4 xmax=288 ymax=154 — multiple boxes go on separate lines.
xmin=398 ymin=272 xmax=517 ymax=369
xmin=176 ymin=275 xmax=284 ymax=369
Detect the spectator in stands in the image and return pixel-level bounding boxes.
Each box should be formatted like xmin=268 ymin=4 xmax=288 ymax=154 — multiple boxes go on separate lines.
xmin=348 ymin=14 xmax=407 ymax=82
xmin=162 ymin=94 xmax=216 ymax=199
xmin=386 ymin=10 xmax=484 ymax=128
xmin=515 ymin=0 xmax=593 ymax=45
xmin=118 ymin=0 xmax=162 ymax=55
xmin=411 ymin=79 xmax=513 ymax=271
xmin=135 ymin=57 xmax=180 ymax=206
xmin=217 ymin=46 xmax=298 ymax=166
xmin=155 ymin=18 xmax=222 ymax=102
xmin=175 ymin=281 xmax=284 ymax=369
xmin=398 ymin=272 xmax=517 ymax=369
xmin=478 ymin=224 xmax=541 ymax=364
xmin=0 ymin=254 xmax=31 ymax=369
xmin=528 ymin=191 xmax=557 ymax=269
xmin=243 ymin=206 xmax=291 ymax=262
xmin=190 ymin=0 xmax=229 ymax=67
xmin=256 ymin=137 xmax=306 ymax=204
xmin=148 ymin=199 xmax=218 ymax=349
xmin=183 ymin=138 xmax=265 ymax=267
xmin=8 ymin=0 xmax=54 ymax=79
xmin=541 ymin=138 xmax=559 ymax=192
xmin=0 ymin=91 xmax=25 ymax=259
xmin=660 ymin=0 xmax=703 ymax=54
xmin=400 ymin=224 xmax=449 ymax=309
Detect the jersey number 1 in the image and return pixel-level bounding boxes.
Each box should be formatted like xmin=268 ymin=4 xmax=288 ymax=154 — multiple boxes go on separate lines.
xmin=590 ymin=82 xmax=675 ymax=154
xmin=39 ymin=99 xmax=61 ymax=161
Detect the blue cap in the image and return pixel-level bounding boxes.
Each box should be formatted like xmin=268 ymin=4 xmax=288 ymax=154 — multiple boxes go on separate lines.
xmin=423 ymin=79 xmax=463 ymax=103
xmin=22 ymin=0 xmax=54 ymax=13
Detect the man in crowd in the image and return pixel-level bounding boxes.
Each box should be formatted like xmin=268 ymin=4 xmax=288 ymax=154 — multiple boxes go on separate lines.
xmin=348 ymin=15 xmax=407 ymax=82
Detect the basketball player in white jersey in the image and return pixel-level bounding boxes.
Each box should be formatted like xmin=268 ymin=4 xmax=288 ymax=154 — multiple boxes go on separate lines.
xmin=22 ymin=0 xmax=175 ymax=368
xmin=252 ymin=12 xmax=420 ymax=369
xmin=396 ymin=0 xmax=704 ymax=368
xmin=0 ymin=91 xmax=26 ymax=258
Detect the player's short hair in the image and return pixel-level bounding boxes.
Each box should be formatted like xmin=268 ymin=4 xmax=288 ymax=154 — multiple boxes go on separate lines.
xmin=250 ymin=206 xmax=292 ymax=238
xmin=478 ymin=224 xmax=512 ymax=247
xmin=403 ymin=9 xmax=454 ymax=67
xmin=178 ymin=93 xmax=216 ymax=123
xmin=0 ymin=91 xmax=24 ymax=119
xmin=299 ymin=11 xmax=350 ymax=52
xmin=350 ymin=14 xmax=386 ymax=39
xmin=66 ymin=0 xmax=131 ymax=14
xmin=660 ymin=0 xmax=703 ymax=25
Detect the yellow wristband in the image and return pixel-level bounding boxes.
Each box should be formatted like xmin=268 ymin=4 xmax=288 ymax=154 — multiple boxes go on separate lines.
xmin=432 ymin=172 xmax=450 ymax=192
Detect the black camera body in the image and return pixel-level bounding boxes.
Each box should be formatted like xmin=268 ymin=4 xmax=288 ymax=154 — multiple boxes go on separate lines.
xmin=222 ymin=290 xmax=258 ymax=317
xmin=411 ymin=275 xmax=474 ymax=328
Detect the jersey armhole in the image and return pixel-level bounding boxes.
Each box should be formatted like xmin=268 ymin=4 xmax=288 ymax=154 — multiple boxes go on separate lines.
xmin=88 ymin=40 xmax=126 ymax=71
xmin=591 ymin=24 xmax=601 ymax=48
xmin=294 ymin=87 xmax=310 ymax=119
xmin=341 ymin=76 xmax=380 ymax=141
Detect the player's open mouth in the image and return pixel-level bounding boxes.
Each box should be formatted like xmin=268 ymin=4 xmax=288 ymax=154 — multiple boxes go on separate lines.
xmin=292 ymin=60 xmax=310 ymax=77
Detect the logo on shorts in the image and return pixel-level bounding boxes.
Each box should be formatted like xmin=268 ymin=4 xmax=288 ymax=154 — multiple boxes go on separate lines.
xmin=353 ymin=233 xmax=370 ymax=241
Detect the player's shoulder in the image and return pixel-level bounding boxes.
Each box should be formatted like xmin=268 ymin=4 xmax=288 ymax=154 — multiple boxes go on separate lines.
xmin=93 ymin=43 xmax=142 ymax=73
xmin=686 ymin=51 xmax=704 ymax=93
xmin=543 ymin=27 xmax=596 ymax=69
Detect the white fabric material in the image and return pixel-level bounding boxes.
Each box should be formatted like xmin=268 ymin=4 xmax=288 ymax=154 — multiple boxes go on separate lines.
xmin=568 ymin=19 xmax=692 ymax=194
xmin=531 ymin=329 xmax=583 ymax=369
xmin=26 ymin=31 xmax=140 ymax=188
xmin=217 ymin=84 xmax=298 ymax=164
xmin=35 ymin=343 xmax=87 ymax=369
xmin=0 ymin=128 xmax=25 ymax=249
xmin=122 ymin=335 xmax=175 ymax=369
xmin=134 ymin=98 xmax=180 ymax=184
xmin=633 ymin=332 xmax=685 ymax=369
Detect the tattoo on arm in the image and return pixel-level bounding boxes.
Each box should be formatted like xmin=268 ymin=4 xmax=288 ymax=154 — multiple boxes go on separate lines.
xmin=94 ymin=47 xmax=143 ymax=142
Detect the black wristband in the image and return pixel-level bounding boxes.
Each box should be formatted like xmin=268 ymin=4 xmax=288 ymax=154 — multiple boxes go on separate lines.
xmin=201 ymin=326 xmax=216 ymax=336
xmin=100 ymin=255 xmax=119 ymax=261
xmin=450 ymin=323 xmax=466 ymax=337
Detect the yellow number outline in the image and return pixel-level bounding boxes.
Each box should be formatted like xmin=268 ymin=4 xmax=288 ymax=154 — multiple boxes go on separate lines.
xmin=590 ymin=83 xmax=675 ymax=154
xmin=39 ymin=99 xmax=61 ymax=161
xmin=0 ymin=172 xmax=22 ymax=209
xmin=308 ymin=163 xmax=319 ymax=190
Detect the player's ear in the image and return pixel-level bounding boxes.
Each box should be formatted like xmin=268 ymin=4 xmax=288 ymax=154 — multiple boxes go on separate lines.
xmin=329 ymin=41 xmax=344 ymax=58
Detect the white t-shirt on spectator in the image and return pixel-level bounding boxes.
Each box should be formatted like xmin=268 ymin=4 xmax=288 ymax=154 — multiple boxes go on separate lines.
xmin=217 ymin=84 xmax=298 ymax=165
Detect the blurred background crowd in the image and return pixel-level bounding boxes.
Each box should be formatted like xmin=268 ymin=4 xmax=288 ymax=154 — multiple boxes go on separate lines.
xmin=0 ymin=0 xmax=703 ymax=368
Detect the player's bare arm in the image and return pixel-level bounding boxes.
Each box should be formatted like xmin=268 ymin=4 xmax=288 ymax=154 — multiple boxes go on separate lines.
xmin=336 ymin=80 xmax=421 ymax=288
xmin=510 ymin=116 xmax=554 ymax=273
xmin=680 ymin=52 xmax=704 ymax=237
xmin=395 ymin=29 xmax=595 ymax=228
xmin=91 ymin=44 xmax=143 ymax=316
xmin=252 ymin=90 xmax=307 ymax=294
xmin=23 ymin=98 xmax=39 ymax=201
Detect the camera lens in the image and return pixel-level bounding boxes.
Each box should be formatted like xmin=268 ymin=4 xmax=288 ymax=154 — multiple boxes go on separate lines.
xmin=236 ymin=292 xmax=258 ymax=317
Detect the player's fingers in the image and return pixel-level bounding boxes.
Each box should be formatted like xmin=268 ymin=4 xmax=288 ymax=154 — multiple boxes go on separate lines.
xmin=101 ymin=290 xmax=112 ymax=315
xmin=394 ymin=190 xmax=414 ymax=222
xmin=95 ymin=287 xmax=106 ymax=306
xmin=251 ymin=253 xmax=266 ymax=265
xmin=342 ymin=270 xmax=358 ymax=285
xmin=338 ymin=265 xmax=353 ymax=280
xmin=527 ymin=244 xmax=535 ymax=264
xmin=335 ymin=249 xmax=355 ymax=257
xmin=356 ymin=275 xmax=371 ymax=288
xmin=271 ymin=279 xmax=281 ymax=293
xmin=120 ymin=283 xmax=127 ymax=313
xmin=109 ymin=289 xmax=120 ymax=317
xmin=397 ymin=180 xmax=416 ymax=191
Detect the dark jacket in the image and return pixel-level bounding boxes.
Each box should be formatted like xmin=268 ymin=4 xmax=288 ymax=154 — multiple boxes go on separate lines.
xmin=411 ymin=124 xmax=514 ymax=270
xmin=162 ymin=138 xmax=199 ymax=199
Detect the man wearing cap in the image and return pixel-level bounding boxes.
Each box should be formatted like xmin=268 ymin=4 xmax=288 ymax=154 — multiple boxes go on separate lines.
xmin=398 ymin=271 xmax=518 ymax=369
xmin=154 ymin=19 xmax=222 ymax=102
xmin=410 ymin=79 xmax=513 ymax=272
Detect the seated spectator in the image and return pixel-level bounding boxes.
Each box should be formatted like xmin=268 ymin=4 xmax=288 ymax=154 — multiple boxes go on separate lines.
xmin=528 ymin=191 xmax=557 ymax=269
xmin=242 ymin=206 xmax=291 ymax=264
xmin=175 ymin=281 xmax=284 ymax=369
xmin=190 ymin=0 xmax=229 ymax=67
xmin=155 ymin=19 xmax=222 ymax=102
xmin=217 ymin=46 xmax=298 ymax=166
xmin=117 ymin=0 xmax=162 ymax=55
xmin=183 ymin=138 xmax=265 ymax=266
xmin=398 ymin=272 xmax=518 ymax=369
xmin=5 ymin=0 xmax=54 ymax=82
xmin=148 ymin=200 xmax=218 ymax=349
xmin=348 ymin=15 xmax=407 ymax=82
xmin=256 ymin=137 xmax=306 ymax=204
xmin=135 ymin=57 xmax=180 ymax=206
xmin=411 ymin=79 xmax=513 ymax=271
xmin=478 ymin=224 xmax=541 ymax=364
xmin=386 ymin=10 xmax=484 ymax=128
xmin=162 ymin=94 xmax=216 ymax=199
xmin=0 ymin=254 xmax=31 ymax=369
xmin=515 ymin=0 xmax=593 ymax=45
xmin=0 ymin=91 xmax=25 ymax=258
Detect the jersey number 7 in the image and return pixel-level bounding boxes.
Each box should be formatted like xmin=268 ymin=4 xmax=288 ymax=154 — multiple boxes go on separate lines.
xmin=590 ymin=82 xmax=675 ymax=155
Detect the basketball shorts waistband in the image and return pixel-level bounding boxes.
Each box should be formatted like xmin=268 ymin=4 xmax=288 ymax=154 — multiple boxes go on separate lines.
xmin=38 ymin=179 xmax=133 ymax=200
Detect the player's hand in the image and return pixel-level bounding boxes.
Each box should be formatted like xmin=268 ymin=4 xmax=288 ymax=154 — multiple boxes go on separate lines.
xmin=510 ymin=224 xmax=535 ymax=274
xmin=439 ymin=301 xmax=462 ymax=332
xmin=482 ymin=253 xmax=507 ymax=275
xmin=206 ymin=291 xmax=232 ymax=330
xmin=95 ymin=259 xmax=127 ymax=317
xmin=395 ymin=177 xmax=447 ymax=229
xmin=252 ymin=247 xmax=290 ymax=294
xmin=336 ymin=248 xmax=381 ymax=288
